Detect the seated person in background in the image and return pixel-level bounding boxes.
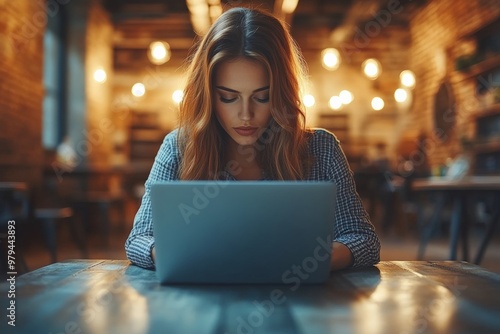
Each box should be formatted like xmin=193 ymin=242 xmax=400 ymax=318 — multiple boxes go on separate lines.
xmin=354 ymin=142 xmax=396 ymax=232
xmin=125 ymin=7 xmax=380 ymax=271
xmin=371 ymin=142 xmax=391 ymax=174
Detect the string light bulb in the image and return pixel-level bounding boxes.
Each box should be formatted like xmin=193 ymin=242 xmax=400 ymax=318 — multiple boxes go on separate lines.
xmin=172 ymin=89 xmax=184 ymax=104
xmin=339 ymin=90 xmax=353 ymax=104
xmin=303 ymin=94 xmax=315 ymax=107
xmin=321 ymin=48 xmax=341 ymax=71
xmin=93 ymin=69 xmax=107 ymax=83
xmin=132 ymin=83 xmax=146 ymax=97
xmin=329 ymin=96 xmax=342 ymax=110
xmin=371 ymin=97 xmax=384 ymax=110
xmin=148 ymin=41 xmax=171 ymax=65
xmin=394 ymin=88 xmax=408 ymax=103
xmin=400 ymin=70 xmax=416 ymax=88
xmin=362 ymin=58 xmax=381 ymax=80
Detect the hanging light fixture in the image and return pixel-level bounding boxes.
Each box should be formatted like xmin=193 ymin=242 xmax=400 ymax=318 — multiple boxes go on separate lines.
xmin=329 ymin=96 xmax=342 ymax=110
xmin=132 ymin=83 xmax=146 ymax=97
xmin=339 ymin=90 xmax=353 ymax=104
xmin=93 ymin=68 xmax=107 ymax=83
xmin=148 ymin=41 xmax=171 ymax=65
xmin=371 ymin=97 xmax=384 ymax=110
xmin=400 ymin=70 xmax=416 ymax=88
xmin=394 ymin=88 xmax=408 ymax=103
xmin=321 ymin=48 xmax=341 ymax=71
xmin=281 ymin=0 xmax=299 ymax=14
xmin=362 ymin=58 xmax=381 ymax=80
xmin=303 ymin=94 xmax=315 ymax=107
xmin=172 ymin=89 xmax=184 ymax=104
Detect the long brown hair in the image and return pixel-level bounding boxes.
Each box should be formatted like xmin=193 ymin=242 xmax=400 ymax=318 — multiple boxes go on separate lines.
xmin=178 ymin=7 xmax=311 ymax=180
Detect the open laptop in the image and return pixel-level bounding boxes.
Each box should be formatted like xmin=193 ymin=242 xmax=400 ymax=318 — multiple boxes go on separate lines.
xmin=150 ymin=181 xmax=337 ymax=284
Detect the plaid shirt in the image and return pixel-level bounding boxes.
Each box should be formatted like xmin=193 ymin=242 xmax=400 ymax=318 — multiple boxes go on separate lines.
xmin=125 ymin=128 xmax=380 ymax=269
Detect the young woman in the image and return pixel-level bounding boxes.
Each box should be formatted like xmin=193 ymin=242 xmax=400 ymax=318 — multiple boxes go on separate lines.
xmin=125 ymin=7 xmax=380 ymax=271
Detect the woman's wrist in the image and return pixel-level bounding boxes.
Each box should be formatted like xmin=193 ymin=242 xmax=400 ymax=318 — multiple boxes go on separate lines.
xmin=330 ymin=242 xmax=354 ymax=271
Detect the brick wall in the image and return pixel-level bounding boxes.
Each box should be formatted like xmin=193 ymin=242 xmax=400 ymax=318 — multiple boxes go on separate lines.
xmin=0 ymin=1 xmax=45 ymax=184
xmin=0 ymin=0 xmax=114 ymax=184
xmin=408 ymin=0 xmax=500 ymax=169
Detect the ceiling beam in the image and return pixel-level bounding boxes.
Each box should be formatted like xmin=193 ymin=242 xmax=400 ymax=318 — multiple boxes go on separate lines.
xmin=329 ymin=0 xmax=383 ymax=44
xmin=113 ymin=37 xmax=196 ymax=50
xmin=186 ymin=0 xmax=222 ymax=35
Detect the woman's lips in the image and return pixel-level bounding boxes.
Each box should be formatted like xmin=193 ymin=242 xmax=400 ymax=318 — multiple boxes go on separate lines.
xmin=234 ymin=127 xmax=258 ymax=136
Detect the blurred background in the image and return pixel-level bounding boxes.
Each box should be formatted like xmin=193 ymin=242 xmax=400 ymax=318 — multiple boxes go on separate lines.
xmin=1 ymin=0 xmax=500 ymax=274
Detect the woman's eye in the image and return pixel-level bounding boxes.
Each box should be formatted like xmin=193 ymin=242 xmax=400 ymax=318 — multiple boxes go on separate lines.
xmin=220 ymin=96 xmax=237 ymax=103
xmin=254 ymin=96 xmax=269 ymax=103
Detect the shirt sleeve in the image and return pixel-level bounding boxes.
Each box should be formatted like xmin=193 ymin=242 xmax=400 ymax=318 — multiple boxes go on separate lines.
xmin=125 ymin=131 xmax=180 ymax=269
xmin=320 ymin=132 xmax=381 ymax=267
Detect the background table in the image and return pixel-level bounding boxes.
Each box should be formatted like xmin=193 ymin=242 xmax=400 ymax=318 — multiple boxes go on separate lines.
xmin=412 ymin=176 xmax=500 ymax=264
xmin=1 ymin=260 xmax=500 ymax=333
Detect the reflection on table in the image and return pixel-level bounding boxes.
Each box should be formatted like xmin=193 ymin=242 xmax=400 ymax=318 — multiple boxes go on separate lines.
xmin=1 ymin=260 xmax=499 ymax=333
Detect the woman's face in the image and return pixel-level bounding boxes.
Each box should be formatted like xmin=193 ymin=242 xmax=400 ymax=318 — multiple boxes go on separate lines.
xmin=213 ymin=57 xmax=272 ymax=148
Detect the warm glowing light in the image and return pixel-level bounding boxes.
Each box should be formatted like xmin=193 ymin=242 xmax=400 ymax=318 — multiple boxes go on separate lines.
xmin=321 ymin=48 xmax=341 ymax=71
xmin=282 ymin=0 xmax=299 ymax=14
xmin=371 ymin=97 xmax=384 ymax=110
xmin=394 ymin=88 xmax=408 ymax=103
xmin=303 ymin=94 xmax=315 ymax=107
xmin=339 ymin=90 xmax=353 ymax=104
xmin=329 ymin=96 xmax=342 ymax=110
xmin=400 ymin=70 xmax=416 ymax=88
xmin=209 ymin=5 xmax=222 ymax=18
xmin=132 ymin=83 xmax=145 ymax=97
xmin=362 ymin=58 xmax=381 ymax=80
xmin=148 ymin=41 xmax=171 ymax=65
xmin=172 ymin=89 xmax=184 ymax=104
xmin=93 ymin=69 xmax=106 ymax=83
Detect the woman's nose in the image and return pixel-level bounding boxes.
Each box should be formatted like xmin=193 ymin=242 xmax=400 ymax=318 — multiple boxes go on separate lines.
xmin=239 ymin=100 xmax=253 ymax=120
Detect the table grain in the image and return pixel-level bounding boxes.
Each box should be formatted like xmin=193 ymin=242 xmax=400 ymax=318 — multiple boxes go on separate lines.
xmin=1 ymin=260 xmax=500 ymax=333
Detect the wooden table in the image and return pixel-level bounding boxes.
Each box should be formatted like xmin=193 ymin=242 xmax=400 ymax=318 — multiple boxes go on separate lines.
xmin=1 ymin=260 xmax=500 ymax=333
xmin=412 ymin=176 xmax=500 ymax=264
xmin=412 ymin=176 xmax=500 ymax=191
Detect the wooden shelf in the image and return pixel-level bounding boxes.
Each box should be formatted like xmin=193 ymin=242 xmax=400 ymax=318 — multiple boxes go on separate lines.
xmin=459 ymin=17 xmax=500 ymax=39
xmin=127 ymin=110 xmax=165 ymax=179
xmin=130 ymin=128 xmax=165 ymax=142
xmin=317 ymin=113 xmax=349 ymax=132
xmin=470 ymin=103 xmax=500 ymax=119
xmin=456 ymin=54 xmax=500 ymax=80
xmin=456 ymin=18 xmax=500 ymax=175
xmin=467 ymin=138 xmax=500 ymax=154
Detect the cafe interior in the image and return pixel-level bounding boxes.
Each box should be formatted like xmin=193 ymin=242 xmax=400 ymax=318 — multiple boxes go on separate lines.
xmin=1 ymin=0 xmax=500 ymax=276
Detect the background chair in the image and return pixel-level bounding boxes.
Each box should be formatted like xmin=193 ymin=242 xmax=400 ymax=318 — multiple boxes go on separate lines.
xmin=33 ymin=175 xmax=88 ymax=263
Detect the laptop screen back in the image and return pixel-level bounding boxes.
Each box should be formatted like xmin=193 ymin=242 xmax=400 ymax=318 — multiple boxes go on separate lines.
xmin=151 ymin=181 xmax=336 ymax=284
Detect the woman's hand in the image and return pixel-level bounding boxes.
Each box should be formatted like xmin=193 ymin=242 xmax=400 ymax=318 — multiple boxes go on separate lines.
xmin=330 ymin=242 xmax=354 ymax=270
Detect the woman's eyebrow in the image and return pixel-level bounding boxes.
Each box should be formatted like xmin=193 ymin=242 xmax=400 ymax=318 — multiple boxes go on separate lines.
xmin=215 ymin=86 xmax=270 ymax=93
